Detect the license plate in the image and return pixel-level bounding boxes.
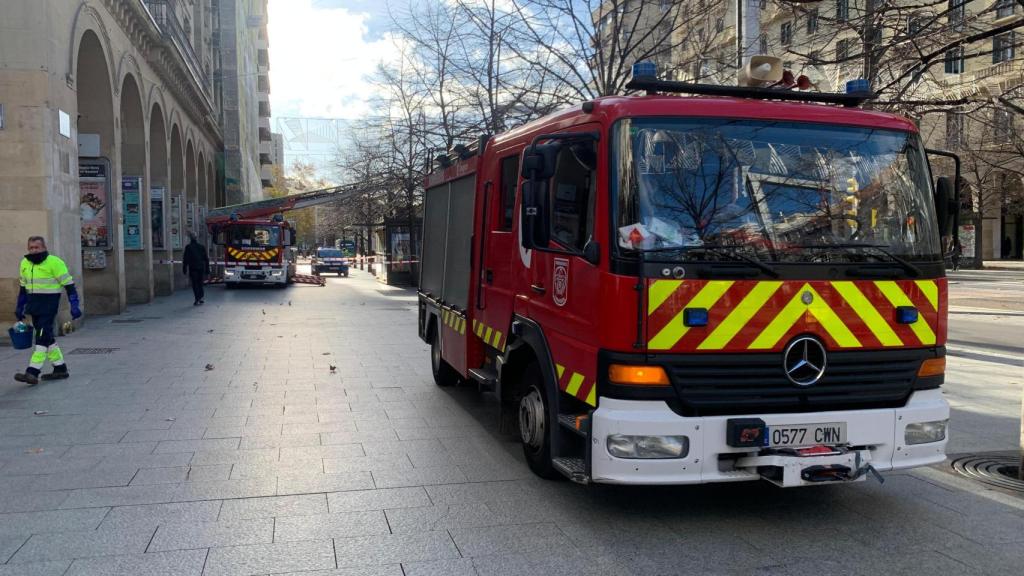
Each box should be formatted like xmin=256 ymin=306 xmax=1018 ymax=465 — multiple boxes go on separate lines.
xmin=242 ymin=273 xmax=262 ymax=279
xmin=765 ymin=423 xmax=846 ymax=447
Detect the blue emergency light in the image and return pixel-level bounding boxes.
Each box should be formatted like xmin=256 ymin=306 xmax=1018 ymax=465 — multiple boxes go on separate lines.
xmin=896 ymin=306 xmax=919 ymax=324
xmin=632 ymin=61 xmax=657 ymax=81
xmin=684 ymin=308 xmax=709 ymax=327
xmin=846 ymin=79 xmax=871 ymax=94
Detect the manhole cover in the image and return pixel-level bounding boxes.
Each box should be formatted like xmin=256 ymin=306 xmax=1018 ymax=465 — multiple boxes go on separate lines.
xmin=111 ymin=319 xmax=144 ymax=324
xmin=950 ymin=453 xmax=1024 ymax=492
xmin=69 ymin=348 xmax=119 ymax=355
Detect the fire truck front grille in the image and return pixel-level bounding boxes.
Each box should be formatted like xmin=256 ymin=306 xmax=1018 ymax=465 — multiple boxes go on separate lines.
xmin=663 ymin=349 xmax=932 ymax=416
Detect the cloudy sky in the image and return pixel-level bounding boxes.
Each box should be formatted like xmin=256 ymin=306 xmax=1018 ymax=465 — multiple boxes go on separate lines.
xmin=267 ymin=0 xmax=401 ymax=173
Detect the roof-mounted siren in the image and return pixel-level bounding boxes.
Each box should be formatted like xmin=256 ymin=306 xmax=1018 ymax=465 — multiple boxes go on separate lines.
xmin=229 ymin=212 xmax=240 ymax=222
xmin=845 ymin=79 xmax=872 ymax=97
xmin=631 ymin=61 xmax=658 ymax=83
xmin=738 ymin=56 xmax=783 ymax=87
xmin=272 ymin=213 xmax=285 ymax=222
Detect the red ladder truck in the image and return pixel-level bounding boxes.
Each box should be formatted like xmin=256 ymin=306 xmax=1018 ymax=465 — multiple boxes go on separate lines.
xmin=206 ymin=185 xmax=373 ymax=287
xmin=418 ymin=64 xmax=960 ymax=487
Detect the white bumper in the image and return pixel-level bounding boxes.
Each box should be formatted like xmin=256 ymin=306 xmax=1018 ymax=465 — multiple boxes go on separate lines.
xmin=590 ymin=389 xmax=948 ymax=485
xmin=224 ymin=267 xmax=287 ymax=284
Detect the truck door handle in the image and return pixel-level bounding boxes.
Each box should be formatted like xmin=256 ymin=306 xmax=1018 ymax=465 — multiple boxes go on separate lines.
xmin=530 ymin=284 xmax=546 ymax=294
xmin=485 ymin=270 xmax=494 ymax=284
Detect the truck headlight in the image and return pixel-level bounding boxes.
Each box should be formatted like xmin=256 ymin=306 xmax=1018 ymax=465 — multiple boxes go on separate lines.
xmin=224 ymin=270 xmax=236 ymax=276
xmin=606 ymin=434 xmax=689 ymax=459
xmin=905 ymin=420 xmax=947 ymax=445
xmin=270 ymin=270 xmax=283 ymax=276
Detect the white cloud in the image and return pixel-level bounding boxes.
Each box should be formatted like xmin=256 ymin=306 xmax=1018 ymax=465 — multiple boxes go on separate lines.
xmin=267 ymin=0 xmax=400 ymax=121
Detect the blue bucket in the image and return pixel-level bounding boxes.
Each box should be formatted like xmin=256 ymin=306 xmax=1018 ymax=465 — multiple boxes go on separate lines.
xmin=8 ymin=326 xmax=33 ymax=350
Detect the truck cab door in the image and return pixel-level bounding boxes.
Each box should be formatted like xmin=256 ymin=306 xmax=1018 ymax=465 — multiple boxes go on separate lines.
xmin=519 ymin=132 xmax=603 ymax=408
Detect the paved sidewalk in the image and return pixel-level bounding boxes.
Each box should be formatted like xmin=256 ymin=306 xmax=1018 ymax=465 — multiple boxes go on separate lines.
xmin=0 ymin=271 xmax=1022 ymax=576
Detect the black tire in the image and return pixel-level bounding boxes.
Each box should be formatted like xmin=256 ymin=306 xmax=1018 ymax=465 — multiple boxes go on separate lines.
xmin=430 ymin=329 xmax=459 ymax=387
xmin=343 ymin=271 xmax=349 ymax=277
xmin=518 ymin=362 xmax=559 ymax=479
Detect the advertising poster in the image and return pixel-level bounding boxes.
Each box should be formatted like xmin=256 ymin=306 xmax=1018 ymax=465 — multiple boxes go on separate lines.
xmin=186 ymin=201 xmax=195 ymax=238
xmin=79 ymin=161 xmax=111 ymax=249
xmin=151 ymin=187 xmax=165 ymax=249
xmin=170 ymin=196 xmax=182 ymax=249
xmin=959 ymin=224 xmax=976 ymax=258
xmin=123 ymin=176 xmax=143 ymax=250
xmin=391 ymin=231 xmax=410 ymax=273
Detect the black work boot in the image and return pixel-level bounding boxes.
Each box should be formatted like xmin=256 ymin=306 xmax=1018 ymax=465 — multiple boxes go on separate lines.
xmin=41 ymin=366 xmax=69 ymax=381
xmin=14 ymin=372 xmax=39 ymax=386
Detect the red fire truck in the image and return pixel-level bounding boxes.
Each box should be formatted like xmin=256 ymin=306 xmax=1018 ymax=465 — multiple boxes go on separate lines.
xmin=206 ymin=186 xmax=370 ymax=287
xmin=418 ymin=66 xmax=959 ymax=487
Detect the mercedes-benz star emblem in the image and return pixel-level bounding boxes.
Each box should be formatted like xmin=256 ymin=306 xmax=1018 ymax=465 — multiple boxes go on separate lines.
xmin=783 ymin=337 xmax=827 ymax=386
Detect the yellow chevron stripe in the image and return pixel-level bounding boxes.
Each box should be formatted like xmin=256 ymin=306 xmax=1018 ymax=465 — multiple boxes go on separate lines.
xmin=648 ymin=280 xmax=683 ymax=315
xmin=483 ymin=326 xmax=493 ymax=345
xmin=493 ymin=331 xmax=503 ymax=350
xmin=698 ymin=281 xmax=781 ymax=350
xmin=832 ymin=282 xmax=902 ymax=347
xmin=460 ymin=319 xmax=466 ymax=335
xmin=475 ymin=322 xmax=484 ymax=337
xmin=585 ymin=384 xmax=596 ymax=406
xmin=565 ymin=372 xmax=585 ymax=395
xmin=648 ymin=281 xmax=733 ymax=350
xmin=556 ymin=364 xmax=565 ymax=380
xmin=915 ymin=280 xmax=938 ymax=311
xmin=750 ymin=284 xmax=860 ymax=349
xmin=875 ymin=281 xmax=936 ymax=345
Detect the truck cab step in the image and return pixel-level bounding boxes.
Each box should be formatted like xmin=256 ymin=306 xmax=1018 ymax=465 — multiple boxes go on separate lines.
xmin=467 ymin=367 xmax=498 ymax=391
xmin=552 ymin=457 xmax=589 ymax=484
xmin=557 ymin=414 xmax=590 ymax=438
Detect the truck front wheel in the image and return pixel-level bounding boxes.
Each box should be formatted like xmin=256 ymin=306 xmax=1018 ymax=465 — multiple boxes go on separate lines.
xmin=519 ymin=363 xmax=559 ymax=479
xmin=430 ymin=331 xmax=458 ymax=387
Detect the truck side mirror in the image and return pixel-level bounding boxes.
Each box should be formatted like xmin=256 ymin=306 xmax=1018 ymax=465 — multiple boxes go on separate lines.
xmin=934 ymin=177 xmax=954 ymax=237
xmin=520 ymin=142 xmax=561 ymax=180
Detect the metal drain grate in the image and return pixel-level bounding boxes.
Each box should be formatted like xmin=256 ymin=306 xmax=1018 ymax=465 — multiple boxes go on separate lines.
xmin=69 ymin=348 xmax=119 ymax=355
xmin=950 ymin=453 xmax=1024 ymax=492
xmin=111 ymin=319 xmax=144 ymax=324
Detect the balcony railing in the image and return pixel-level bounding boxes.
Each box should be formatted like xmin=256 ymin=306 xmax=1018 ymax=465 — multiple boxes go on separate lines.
xmin=143 ymin=0 xmax=211 ymax=98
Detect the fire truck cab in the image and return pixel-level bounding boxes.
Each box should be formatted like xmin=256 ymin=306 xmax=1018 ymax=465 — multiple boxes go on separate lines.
xmin=418 ymin=72 xmax=957 ymax=487
xmin=213 ymin=215 xmax=297 ymax=287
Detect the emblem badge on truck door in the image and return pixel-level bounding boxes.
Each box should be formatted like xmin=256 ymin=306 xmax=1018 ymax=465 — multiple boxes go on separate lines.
xmin=552 ymin=258 xmax=569 ymax=307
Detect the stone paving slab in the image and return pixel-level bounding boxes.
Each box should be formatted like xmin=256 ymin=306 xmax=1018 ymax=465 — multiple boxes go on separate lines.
xmin=0 ymin=271 xmax=1022 ymax=575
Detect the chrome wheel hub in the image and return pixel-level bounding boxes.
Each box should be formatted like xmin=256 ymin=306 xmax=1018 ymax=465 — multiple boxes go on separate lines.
xmin=519 ymin=387 xmax=545 ymax=449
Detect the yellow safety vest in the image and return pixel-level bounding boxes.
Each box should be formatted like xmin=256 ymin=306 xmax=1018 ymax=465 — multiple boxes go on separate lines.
xmin=20 ymin=255 xmax=74 ymax=295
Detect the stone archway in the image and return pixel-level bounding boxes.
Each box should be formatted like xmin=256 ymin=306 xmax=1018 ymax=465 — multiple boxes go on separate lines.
xmin=76 ymin=30 xmax=123 ymax=315
xmin=198 ymin=150 xmax=208 ymax=250
xmin=120 ymin=74 xmax=150 ymax=304
xmin=185 ymin=139 xmax=197 ymax=245
xmin=150 ymin=104 xmax=171 ymax=296
xmin=170 ymin=124 xmax=185 ymax=290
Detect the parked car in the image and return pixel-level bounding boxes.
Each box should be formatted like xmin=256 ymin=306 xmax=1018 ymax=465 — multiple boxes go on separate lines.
xmin=312 ymin=247 xmax=349 ymax=277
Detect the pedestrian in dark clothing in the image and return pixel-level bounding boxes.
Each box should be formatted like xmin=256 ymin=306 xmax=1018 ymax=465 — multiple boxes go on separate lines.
xmin=182 ymin=232 xmax=210 ymax=306
xmin=14 ymin=236 xmax=81 ymax=386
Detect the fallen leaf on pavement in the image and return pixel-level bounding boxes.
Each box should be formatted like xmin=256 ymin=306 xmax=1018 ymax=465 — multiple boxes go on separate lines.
xmin=33 ymin=411 xmax=48 ymax=416
xmin=205 ymin=364 xmax=215 ymax=371
xmin=25 ymin=448 xmax=44 ymax=454
xmin=329 ymin=365 xmax=337 ymax=372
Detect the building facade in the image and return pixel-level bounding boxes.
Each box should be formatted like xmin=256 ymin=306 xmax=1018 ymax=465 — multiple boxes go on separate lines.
xmin=0 ymin=0 xmax=225 ymax=321
xmin=608 ymin=0 xmax=1024 ymax=260
xmin=216 ymin=0 xmax=269 ymax=205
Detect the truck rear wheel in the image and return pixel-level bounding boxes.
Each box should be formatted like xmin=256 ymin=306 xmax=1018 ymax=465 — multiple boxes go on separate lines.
xmin=519 ymin=362 xmax=559 ymax=479
xmin=430 ymin=330 xmax=458 ymax=387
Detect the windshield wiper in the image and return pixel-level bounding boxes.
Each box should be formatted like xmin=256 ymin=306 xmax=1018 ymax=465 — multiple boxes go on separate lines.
xmin=797 ymin=243 xmax=921 ymax=278
xmin=628 ymin=245 xmax=778 ymax=277
xmin=698 ymin=245 xmax=779 ymax=278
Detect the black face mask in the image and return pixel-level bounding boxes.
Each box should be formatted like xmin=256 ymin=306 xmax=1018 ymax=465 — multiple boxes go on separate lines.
xmin=26 ymin=251 xmax=48 ymax=265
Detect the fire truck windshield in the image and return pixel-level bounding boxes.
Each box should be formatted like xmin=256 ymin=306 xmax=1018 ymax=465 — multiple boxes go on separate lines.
xmin=613 ymin=118 xmax=941 ymax=263
xmin=225 ymin=224 xmax=281 ymax=247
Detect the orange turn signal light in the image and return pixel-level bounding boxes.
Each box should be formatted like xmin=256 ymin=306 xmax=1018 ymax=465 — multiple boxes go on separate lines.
xmin=917 ymin=357 xmax=946 ymax=378
xmin=608 ymin=364 xmax=670 ymax=386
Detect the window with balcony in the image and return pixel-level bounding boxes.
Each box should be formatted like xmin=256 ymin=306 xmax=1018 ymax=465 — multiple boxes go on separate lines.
xmin=258 ymin=101 xmax=271 ymax=117
xmin=260 ymin=153 xmax=272 ymax=166
xmin=258 ymin=49 xmax=269 ymax=67
xmin=836 ymin=38 xmax=852 ymax=60
xmin=908 ymin=15 xmax=925 ymax=36
xmin=994 ymin=108 xmax=1014 ymax=141
xmin=946 ymin=112 xmax=964 ymax=149
xmin=948 ymin=0 xmax=966 ymax=29
xmin=807 ymin=9 xmax=819 ymax=34
xmin=996 ymin=0 xmax=1015 ymax=19
xmin=781 ymin=21 xmax=793 ymax=46
xmin=945 ymin=46 xmax=964 ymax=73
xmin=993 ymin=31 xmax=1015 ymax=63
xmin=716 ymin=17 xmax=724 ymax=32
xmin=258 ymin=75 xmax=269 ymax=92
xmin=760 ymin=34 xmax=768 ymax=53
xmin=836 ymin=0 xmax=849 ymax=22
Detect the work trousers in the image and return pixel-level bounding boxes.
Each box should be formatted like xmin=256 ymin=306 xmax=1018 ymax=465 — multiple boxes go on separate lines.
xmin=189 ymin=271 xmax=205 ymax=302
xmin=26 ymin=313 xmax=65 ymax=377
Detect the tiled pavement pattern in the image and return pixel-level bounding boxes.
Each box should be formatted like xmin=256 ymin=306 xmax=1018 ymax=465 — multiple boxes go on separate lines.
xmin=0 ymin=269 xmax=1021 ymax=575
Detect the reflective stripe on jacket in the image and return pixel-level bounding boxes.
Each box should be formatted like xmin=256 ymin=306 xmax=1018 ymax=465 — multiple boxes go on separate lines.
xmin=20 ymin=255 xmax=74 ymax=294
